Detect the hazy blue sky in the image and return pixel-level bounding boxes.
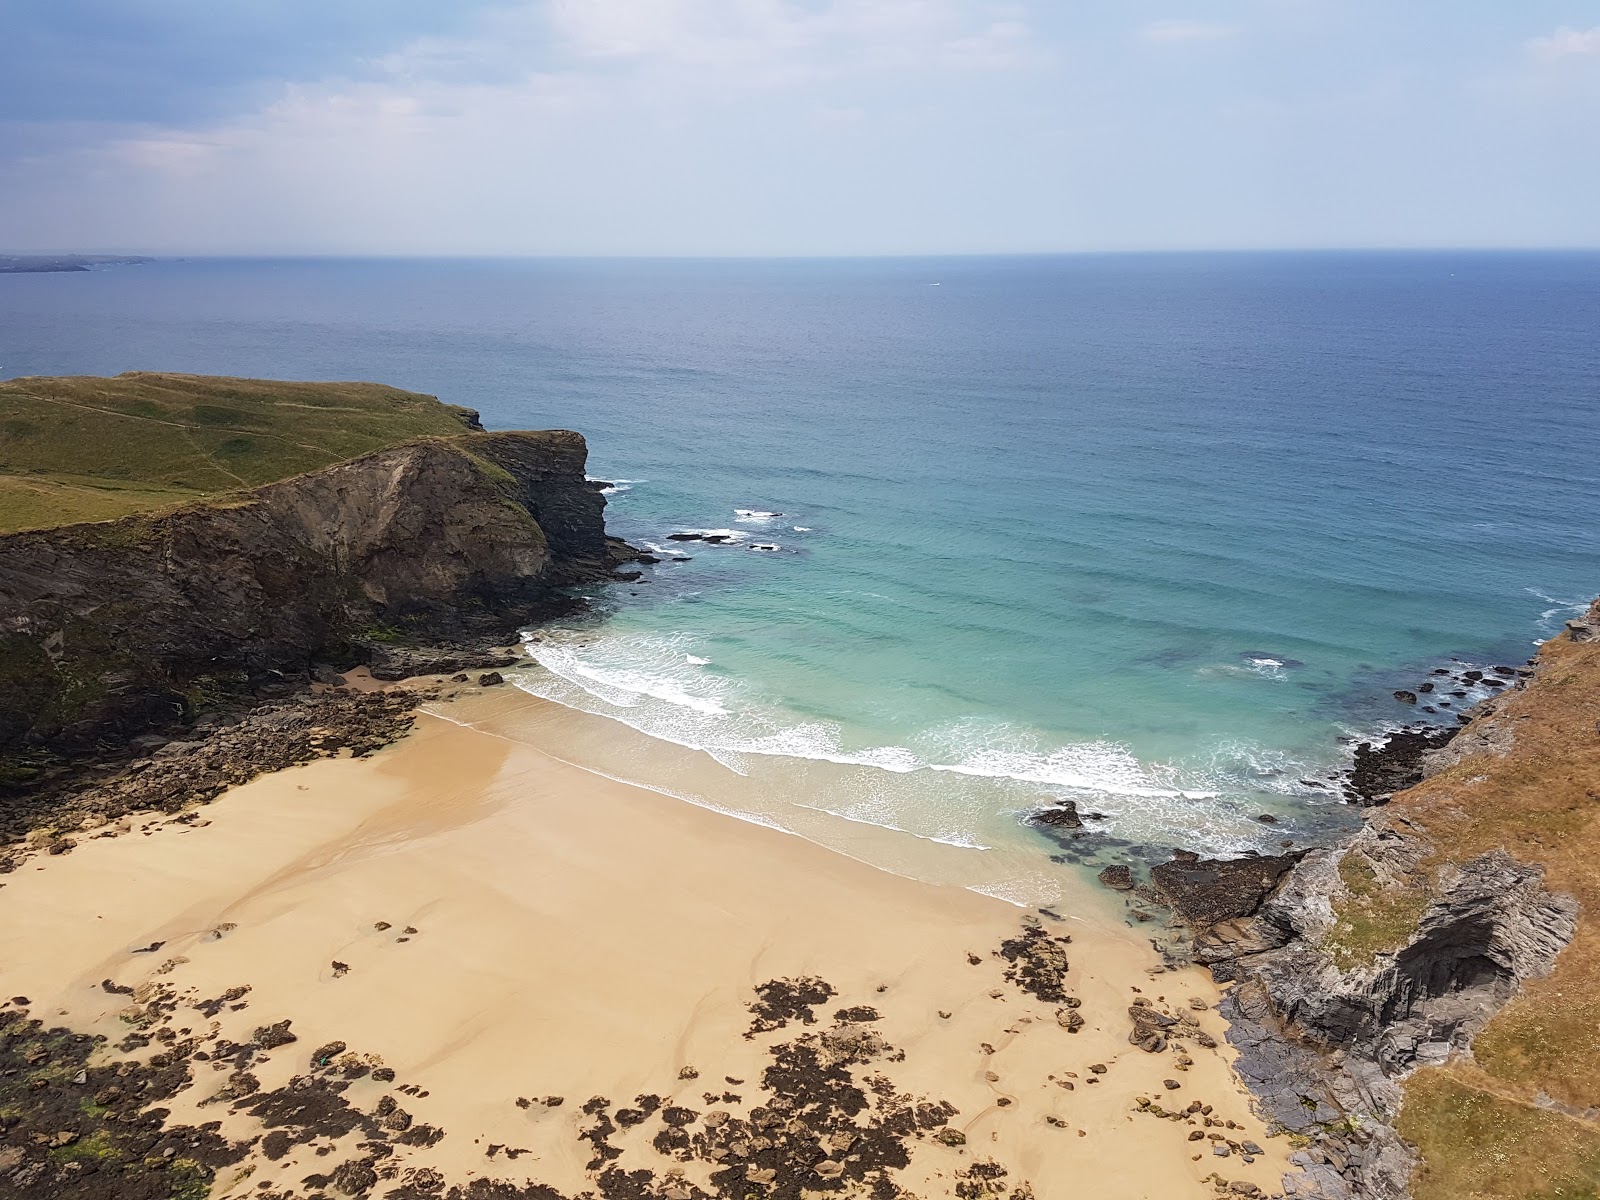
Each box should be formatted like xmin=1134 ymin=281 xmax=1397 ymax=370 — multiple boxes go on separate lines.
xmin=4 ymin=1 xmax=1598 ymax=255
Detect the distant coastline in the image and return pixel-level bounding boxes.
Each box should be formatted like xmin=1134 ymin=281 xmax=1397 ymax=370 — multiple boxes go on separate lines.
xmin=0 ymin=253 xmax=153 ymax=274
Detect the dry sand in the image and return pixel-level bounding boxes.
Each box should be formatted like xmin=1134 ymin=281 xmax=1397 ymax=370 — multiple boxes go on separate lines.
xmin=0 ymin=692 xmax=1293 ymax=1199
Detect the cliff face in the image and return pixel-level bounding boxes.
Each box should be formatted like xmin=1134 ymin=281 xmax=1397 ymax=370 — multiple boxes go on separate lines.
xmin=0 ymin=431 xmax=622 ymax=755
xmin=1155 ymin=601 xmax=1600 ymax=1200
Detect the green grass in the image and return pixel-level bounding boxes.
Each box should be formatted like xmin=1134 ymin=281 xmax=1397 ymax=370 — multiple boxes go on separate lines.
xmin=1401 ymin=1069 xmax=1600 ymax=1200
xmin=0 ymin=371 xmax=482 ymax=533
xmin=1321 ymin=851 xmax=1432 ymax=970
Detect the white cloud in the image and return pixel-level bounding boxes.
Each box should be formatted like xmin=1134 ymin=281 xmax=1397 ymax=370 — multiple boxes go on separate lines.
xmin=390 ymin=0 xmax=1042 ymax=84
xmin=57 ymin=0 xmax=1038 ymax=183
xmin=0 ymin=0 xmax=1045 ymax=254
xmin=1139 ymin=19 xmax=1235 ymax=44
xmin=1527 ymin=26 xmax=1600 ymax=61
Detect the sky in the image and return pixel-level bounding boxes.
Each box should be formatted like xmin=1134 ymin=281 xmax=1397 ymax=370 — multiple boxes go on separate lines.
xmin=3 ymin=1 xmax=1599 ymax=256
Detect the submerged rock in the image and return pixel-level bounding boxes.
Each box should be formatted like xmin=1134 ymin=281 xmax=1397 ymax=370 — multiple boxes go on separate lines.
xmin=1097 ymin=864 xmax=1136 ymax=891
xmin=1028 ymin=801 xmax=1083 ymax=830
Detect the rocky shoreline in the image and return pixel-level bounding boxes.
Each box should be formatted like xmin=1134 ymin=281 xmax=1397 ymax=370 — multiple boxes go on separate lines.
xmin=1107 ymin=611 xmax=1600 ymax=1199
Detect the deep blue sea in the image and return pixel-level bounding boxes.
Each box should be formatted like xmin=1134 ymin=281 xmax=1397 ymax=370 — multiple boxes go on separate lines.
xmin=4 ymin=253 xmax=1598 ymax=885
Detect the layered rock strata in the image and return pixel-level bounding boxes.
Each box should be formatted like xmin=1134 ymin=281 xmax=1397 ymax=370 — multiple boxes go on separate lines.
xmin=1144 ymin=605 xmax=1600 ymax=1199
xmin=0 ymin=430 xmax=634 ymax=758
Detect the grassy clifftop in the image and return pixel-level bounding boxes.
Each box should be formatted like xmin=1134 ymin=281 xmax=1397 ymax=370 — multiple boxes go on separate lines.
xmin=1324 ymin=605 xmax=1600 ymax=1199
xmin=0 ymin=372 xmax=484 ymax=532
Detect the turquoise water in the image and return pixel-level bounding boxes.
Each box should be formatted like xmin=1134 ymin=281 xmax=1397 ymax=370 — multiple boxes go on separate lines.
xmin=5 ymin=252 xmax=1598 ymax=864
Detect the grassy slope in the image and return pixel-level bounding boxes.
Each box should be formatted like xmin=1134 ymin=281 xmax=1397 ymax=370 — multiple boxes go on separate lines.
xmin=1325 ymin=610 xmax=1600 ymax=1198
xmin=0 ymin=372 xmax=481 ymax=532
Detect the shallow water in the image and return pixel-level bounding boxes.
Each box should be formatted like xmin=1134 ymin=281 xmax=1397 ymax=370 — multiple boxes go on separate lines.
xmin=5 ymin=251 xmax=1598 ymax=886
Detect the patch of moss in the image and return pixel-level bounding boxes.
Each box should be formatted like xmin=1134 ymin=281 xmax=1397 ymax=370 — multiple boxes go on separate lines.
xmin=48 ymin=1128 xmax=121 ymax=1164
xmin=0 ymin=747 xmax=59 ymax=788
xmin=462 ymin=449 xmax=521 ymax=497
xmin=163 ymin=1156 xmax=215 ymax=1200
xmin=178 ymin=670 xmax=253 ymax=717
xmin=1321 ymin=852 xmax=1431 ymax=970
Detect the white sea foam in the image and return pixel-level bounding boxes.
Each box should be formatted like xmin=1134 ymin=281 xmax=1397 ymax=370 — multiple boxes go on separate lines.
xmin=588 ymin=476 xmax=643 ymax=496
xmin=792 ymin=526 xmax=812 ymax=532
xmin=524 ymin=634 xmax=1215 ymax=800
xmin=1527 ymin=587 xmax=1589 ymax=637
xmin=643 ymin=542 xmax=696 ymax=560
xmin=966 ymin=880 xmax=1048 ymax=908
xmin=930 ymin=748 xmax=1183 ymax=798
xmin=735 ymin=509 xmax=784 ymax=523
xmin=680 ymin=528 xmax=746 ymax=542
xmin=513 ymin=628 xmax=1332 ymax=858
xmin=532 ymin=641 xmax=731 ymax=716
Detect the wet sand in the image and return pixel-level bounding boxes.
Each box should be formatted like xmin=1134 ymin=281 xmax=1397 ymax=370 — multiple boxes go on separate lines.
xmin=0 ymin=691 xmax=1291 ymax=1199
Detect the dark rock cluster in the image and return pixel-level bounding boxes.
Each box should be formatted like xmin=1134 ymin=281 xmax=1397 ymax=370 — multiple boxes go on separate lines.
xmin=0 ymin=687 xmax=420 ymax=858
xmin=0 ymin=971 xmax=1012 ymax=1200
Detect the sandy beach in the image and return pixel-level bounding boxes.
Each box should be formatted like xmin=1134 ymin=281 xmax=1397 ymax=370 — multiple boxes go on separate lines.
xmin=0 ymin=687 xmax=1291 ymax=1199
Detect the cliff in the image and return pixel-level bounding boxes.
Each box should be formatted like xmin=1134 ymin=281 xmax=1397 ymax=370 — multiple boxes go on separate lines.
xmin=0 ymin=254 xmax=152 ymax=273
xmin=0 ymin=428 xmax=629 ymax=763
xmin=1150 ymin=601 xmax=1600 ymax=1199
xmin=0 ymin=371 xmax=494 ymax=531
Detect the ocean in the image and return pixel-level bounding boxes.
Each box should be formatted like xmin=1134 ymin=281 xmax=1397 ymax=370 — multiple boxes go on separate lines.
xmin=5 ymin=252 xmax=1598 ymax=897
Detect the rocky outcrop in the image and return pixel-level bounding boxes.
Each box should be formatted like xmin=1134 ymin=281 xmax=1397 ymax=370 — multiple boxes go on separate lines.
xmin=1154 ymin=663 xmax=1583 ymax=1199
xmin=1340 ymin=727 xmax=1459 ymax=806
xmin=1198 ymin=837 xmax=1576 ymax=1199
xmin=1150 ymin=849 xmax=1304 ymax=928
xmin=0 ymin=689 xmax=423 ymax=849
xmin=0 ymin=430 xmax=634 ymax=757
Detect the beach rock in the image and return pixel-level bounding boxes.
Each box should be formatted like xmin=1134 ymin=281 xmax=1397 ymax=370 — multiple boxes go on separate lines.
xmin=1393 ymin=690 xmax=1417 ymax=705
xmin=1029 ymin=801 xmax=1083 ymax=830
xmin=478 ymin=672 xmax=505 ymax=687
xmin=252 ymin=1020 xmax=297 ymax=1049
xmin=330 ymin=1158 xmax=379 ymax=1195
xmin=367 ymin=644 xmax=519 ymax=682
xmin=1129 ymin=1006 xmax=1177 ymax=1052
xmin=1148 ymin=850 xmax=1303 ymax=930
xmin=1340 ymin=726 xmax=1459 ymax=806
xmin=1098 ymin=864 xmax=1136 ymax=891
xmin=310 ymin=1040 xmax=347 ymax=1069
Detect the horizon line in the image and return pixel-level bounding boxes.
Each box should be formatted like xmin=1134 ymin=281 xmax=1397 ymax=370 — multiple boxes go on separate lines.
xmin=7 ymin=245 xmax=1600 ymax=263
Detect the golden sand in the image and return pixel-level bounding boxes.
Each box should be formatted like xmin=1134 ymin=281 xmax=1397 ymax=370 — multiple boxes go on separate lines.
xmin=0 ymin=692 xmax=1290 ymax=1199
